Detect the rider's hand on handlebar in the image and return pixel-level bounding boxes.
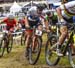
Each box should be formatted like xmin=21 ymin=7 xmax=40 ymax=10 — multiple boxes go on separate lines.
xmin=60 ymin=19 xmax=66 ymax=23
xmin=26 ymin=25 xmax=30 ymax=28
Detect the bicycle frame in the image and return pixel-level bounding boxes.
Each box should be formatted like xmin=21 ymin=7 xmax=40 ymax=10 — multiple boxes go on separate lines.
xmin=61 ymin=29 xmax=74 ymax=56
xmin=55 ymin=22 xmax=75 ymax=56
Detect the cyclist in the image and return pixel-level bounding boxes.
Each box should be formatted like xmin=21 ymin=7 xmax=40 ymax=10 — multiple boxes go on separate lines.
xmin=44 ymin=9 xmax=58 ymax=33
xmin=18 ymin=17 xmax=26 ymax=30
xmin=52 ymin=0 xmax=75 ymax=56
xmin=25 ymin=6 xmax=43 ymax=57
xmin=1 ymin=14 xmax=17 ymax=34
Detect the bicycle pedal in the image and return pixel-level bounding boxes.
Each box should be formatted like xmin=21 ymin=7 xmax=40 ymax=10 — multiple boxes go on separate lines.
xmin=57 ymin=52 xmax=63 ymax=57
xmin=56 ymin=49 xmax=63 ymax=57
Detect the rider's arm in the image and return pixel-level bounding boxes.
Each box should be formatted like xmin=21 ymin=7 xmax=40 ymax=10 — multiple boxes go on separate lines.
xmin=45 ymin=20 xmax=49 ymax=30
xmin=25 ymin=16 xmax=30 ymax=28
xmin=56 ymin=5 xmax=65 ymax=22
xmin=44 ymin=16 xmax=50 ymax=30
xmin=0 ymin=18 xmax=7 ymax=24
xmin=56 ymin=7 xmax=63 ymax=20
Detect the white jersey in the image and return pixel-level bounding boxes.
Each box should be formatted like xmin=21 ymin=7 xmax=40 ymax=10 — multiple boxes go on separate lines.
xmin=60 ymin=1 xmax=75 ymax=19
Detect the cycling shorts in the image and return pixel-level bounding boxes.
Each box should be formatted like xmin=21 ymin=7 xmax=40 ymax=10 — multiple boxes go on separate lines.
xmin=6 ymin=26 xmax=14 ymax=32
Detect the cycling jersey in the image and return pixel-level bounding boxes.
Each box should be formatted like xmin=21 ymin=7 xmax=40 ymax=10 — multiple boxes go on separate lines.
xmin=18 ymin=19 xmax=25 ymax=29
xmin=60 ymin=1 xmax=75 ymax=19
xmin=2 ymin=18 xmax=16 ymax=30
xmin=27 ymin=15 xmax=41 ymax=28
xmin=45 ymin=14 xmax=58 ymax=25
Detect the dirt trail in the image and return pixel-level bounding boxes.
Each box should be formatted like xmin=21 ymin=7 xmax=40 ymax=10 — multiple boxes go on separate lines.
xmin=0 ymin=44 xmax=72 ymax=68
xmin=0 ymin=34 xmax=72 ymax=68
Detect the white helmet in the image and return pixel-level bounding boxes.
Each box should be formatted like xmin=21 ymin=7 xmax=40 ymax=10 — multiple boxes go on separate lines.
xmin=18 ymin=13 xmax=25 ymax=18
xmin=28 ymin=6 xmax=38 ymax=16
xmin=18 ymin=17 xmax=23 ymax=21
xmin=7 ymin=14 xmax=14 ymax=19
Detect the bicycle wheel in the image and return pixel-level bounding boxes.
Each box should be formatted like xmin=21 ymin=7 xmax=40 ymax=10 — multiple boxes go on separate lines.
xmin=21 ymin=32 xmax=25 ymax=46
xmin=7 ymin=35 xmax=13 ymax=53
xmin=68 ymin=45 xmax=75 ymax=68
xmin=45 ymin=38 xmax=60 ymax=66
xmin=0 ymin=39 xmax=7 ymax=57
xmin=29 ymin=37 xmax=42 ymax=65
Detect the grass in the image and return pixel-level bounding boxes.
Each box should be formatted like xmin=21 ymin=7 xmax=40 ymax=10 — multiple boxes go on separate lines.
xmin=0 ymin=33 xmax=73 ymax=68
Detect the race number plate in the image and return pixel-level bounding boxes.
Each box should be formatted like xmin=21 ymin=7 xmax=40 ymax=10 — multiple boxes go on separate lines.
xmin=35 ymin=29 xmax=42 ymax=36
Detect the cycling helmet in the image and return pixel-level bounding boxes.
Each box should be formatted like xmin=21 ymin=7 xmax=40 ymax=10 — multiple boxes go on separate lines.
xmin=7 ymin=14 xmax=14 ymax=19
xmin=18 ymin=17 xmax=23 ymax=21
xmin=18 ymin=12 xmax=25 ymax=18
xmin=37 ymin=4 xmax=44 ymax=11
xmin=46 ymin=10 xmax=51 ymax=16
xmin=28 ymin=6 xmax=38 ymax=16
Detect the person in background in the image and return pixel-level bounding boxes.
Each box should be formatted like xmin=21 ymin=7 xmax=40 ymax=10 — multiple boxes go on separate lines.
xmin=1 ymin=14 xmax=17 ymax=34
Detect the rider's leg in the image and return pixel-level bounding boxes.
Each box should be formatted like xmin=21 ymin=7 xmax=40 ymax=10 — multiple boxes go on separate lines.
xmin=58 ymin=26 xmax=68 ymax=47
xmin=32 ymin=36 xmax=36 ymax=51
xmin=25 ymin=30 xmax=32 ymax=56
xmin=57 ymin=25 xmax=68 ymax=56
xmin=51 ymin=25 xmax=68 ymax=56
xmin=32 ymin=25 xmax=43 ymax=51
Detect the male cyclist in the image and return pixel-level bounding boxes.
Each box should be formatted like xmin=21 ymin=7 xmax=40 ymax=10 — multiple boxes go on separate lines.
xmin=45 ymin=10 xmax=58 ymax=31
xmin=25 ymin=6 xmax=43 ymax=57
xmin=53 ymin=0 xmax=75 ymax=56
xmin=18 ymin=17 xmax=26 ymax=30
xmin=1 ymin=14 xmax=17 ymax=34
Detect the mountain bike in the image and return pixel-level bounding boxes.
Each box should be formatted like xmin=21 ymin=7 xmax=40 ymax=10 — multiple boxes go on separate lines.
xmin=25 ymin=26 xmax=42 ymax=65
xmin=0 ymin=30 xmax=13 ymax=57
xmin=45 ymin=23 xmax=75 ymax=68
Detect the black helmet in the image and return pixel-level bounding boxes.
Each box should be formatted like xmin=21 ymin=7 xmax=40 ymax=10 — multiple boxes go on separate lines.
xmin=46 ymin=10 xmax=51 ymax=16
xmin=37 ymin=4 xmax=44 ymax=11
